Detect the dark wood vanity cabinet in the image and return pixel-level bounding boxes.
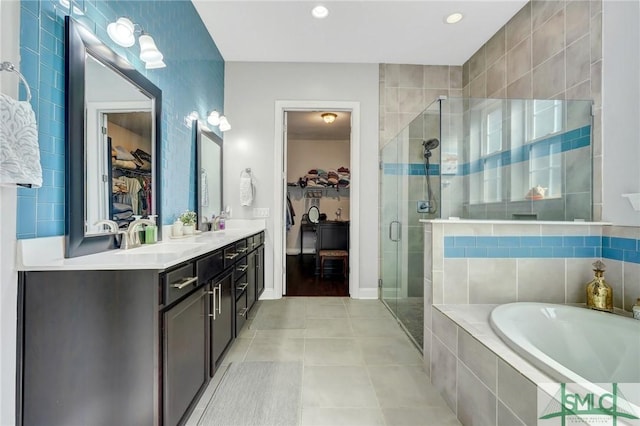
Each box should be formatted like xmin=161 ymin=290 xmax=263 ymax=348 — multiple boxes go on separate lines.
xmin=17 ymin=231 xmax=265 ymax=426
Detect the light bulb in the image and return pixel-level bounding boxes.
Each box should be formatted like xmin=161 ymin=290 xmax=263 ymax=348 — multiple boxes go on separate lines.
xmin=312 ymin=5 xmax=329 ymax=19
xmin=219 ymin=116 xmax=231 ymax=132
xmin=139 ymin=34 xmax=163 ymax=63
xmin=145 ymin=60 xmax=166 ymax=69
xmin=207 ymin=111 xmax=221 ymax=126
xmin=107 ymin=17 xmax=135 ymax=47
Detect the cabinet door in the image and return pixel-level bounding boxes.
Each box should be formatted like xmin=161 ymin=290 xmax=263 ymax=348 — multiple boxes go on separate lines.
xmin=211 ymin=270 xmax=234 ymax=375
xmin=164 ymin=287 xmax=208 ymax=426
xmin=247 ymin=251 xmax=256 ymax=310
xmin=257 ymin=246 xmax=265 ymax=297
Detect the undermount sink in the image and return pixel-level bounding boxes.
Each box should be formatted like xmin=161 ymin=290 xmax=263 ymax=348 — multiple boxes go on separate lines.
xmin=117 ymin=242 xmax=206 ymax=255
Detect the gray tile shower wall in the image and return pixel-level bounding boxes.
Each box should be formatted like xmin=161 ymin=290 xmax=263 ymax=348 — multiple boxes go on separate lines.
xmin=462 ymin=0 xmax=603 ymax=220
xmin=379 ymin=65 xmax=463 ymax=148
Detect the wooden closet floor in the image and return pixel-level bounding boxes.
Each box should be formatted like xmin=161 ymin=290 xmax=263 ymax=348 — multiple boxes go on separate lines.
xmin=285 ymin=254 xmax=349 ymax=297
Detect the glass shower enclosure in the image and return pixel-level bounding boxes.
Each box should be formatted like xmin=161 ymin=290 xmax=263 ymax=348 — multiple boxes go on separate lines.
xmin=380 ymin=96 xmax=593 ymax=350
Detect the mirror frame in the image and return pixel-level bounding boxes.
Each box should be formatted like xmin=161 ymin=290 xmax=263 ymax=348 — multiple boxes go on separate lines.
xmin=308 ymin=206 xmax=320 ymax=224
xmin=64 ymin=16 xmax=162 ymax=257
xmin=194 ymin=121 xmax=223 ymax=230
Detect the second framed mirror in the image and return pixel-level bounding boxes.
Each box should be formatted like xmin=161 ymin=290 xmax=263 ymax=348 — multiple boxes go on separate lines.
xmin=194 ymin=121 xmax=223 ymax=230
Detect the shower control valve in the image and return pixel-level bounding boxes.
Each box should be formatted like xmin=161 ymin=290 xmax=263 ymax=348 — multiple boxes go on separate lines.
xmin=417 ymin=201 xmax=431 ymax=213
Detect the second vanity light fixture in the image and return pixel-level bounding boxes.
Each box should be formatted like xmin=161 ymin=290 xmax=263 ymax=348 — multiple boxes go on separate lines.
xmin=207 ymin=110 xmax=231 ymax=132
xmin=107 ymin=17 xmax=166 ymax=69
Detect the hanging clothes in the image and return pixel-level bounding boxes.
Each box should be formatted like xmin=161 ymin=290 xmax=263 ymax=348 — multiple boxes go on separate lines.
xmin=0 ymin=94 xmax=42 ymax=187
xmin=286 ymin=193 xmax=295 ymax=231
xmin=201 ymin=168 xmax=209 ymax=207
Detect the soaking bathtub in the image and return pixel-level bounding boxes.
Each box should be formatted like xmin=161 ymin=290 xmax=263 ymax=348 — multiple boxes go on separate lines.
xmin=490 ymin=302 xmax=640 ymax=385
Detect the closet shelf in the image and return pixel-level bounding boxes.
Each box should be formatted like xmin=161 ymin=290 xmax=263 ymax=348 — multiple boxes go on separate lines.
xmin=288 ymin=185 xmax=350 ymax=199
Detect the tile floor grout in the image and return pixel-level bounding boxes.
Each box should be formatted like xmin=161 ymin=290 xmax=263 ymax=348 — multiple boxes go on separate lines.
xmin=188 ymin=297 xmax=460 ymax=426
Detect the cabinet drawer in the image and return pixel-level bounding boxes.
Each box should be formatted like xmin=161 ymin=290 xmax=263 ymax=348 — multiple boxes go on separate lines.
xmin=234 ymin=280 xmax=248 ymax=300
xmin=223 ymin=245 xmax=239 ymax=269
xmin=235 ymin=239 xmax=249 ymax=257
xmin=197 ymin=250 xmax=223 ymax=283
xmin=235 ymin=291 xmax=248 ymax=336
xmin=164 ymin=263 xmax=197 ymax=305
xmin=234 ymin=257 xmax=249 ymax=281
xmin=247 ymin=235 xmax=258 ymax=251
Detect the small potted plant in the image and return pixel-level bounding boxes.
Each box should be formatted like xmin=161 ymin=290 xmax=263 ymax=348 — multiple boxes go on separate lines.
xmin=179 ymin=210 xmax=197 ymax=235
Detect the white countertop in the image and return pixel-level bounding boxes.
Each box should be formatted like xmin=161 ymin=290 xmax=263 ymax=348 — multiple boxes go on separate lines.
xmin=17 ymin=220 xmax=266 ymax=271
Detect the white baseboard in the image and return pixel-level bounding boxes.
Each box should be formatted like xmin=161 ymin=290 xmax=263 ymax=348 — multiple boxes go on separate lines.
xmin=356 ymin=287 xmax=379 ymax=300
xmin=259 ymin=288 xmax=277 ymax=300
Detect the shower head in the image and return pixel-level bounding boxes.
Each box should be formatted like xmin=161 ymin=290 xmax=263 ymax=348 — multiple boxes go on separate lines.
xmin=422 ymin=138 xmax=440 ymax=151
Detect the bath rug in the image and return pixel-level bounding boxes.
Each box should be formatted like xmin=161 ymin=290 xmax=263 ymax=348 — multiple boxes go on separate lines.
xmin=198 ymin=361 xmax=302 ymax=426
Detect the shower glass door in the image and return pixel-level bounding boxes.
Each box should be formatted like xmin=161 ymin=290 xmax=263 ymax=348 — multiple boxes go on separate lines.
xmin=380 ymin=100 xmax=442 ymax=351
xmin=380 ymin=133 xmax=403 ymax=318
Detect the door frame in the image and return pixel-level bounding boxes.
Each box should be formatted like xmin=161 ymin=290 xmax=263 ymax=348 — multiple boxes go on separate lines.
xmin=273 ymin=100 xmax=360 ymax=299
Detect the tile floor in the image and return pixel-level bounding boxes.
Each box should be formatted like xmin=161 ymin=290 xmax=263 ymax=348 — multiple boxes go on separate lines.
xmin=186 ymin=297 xmax=459 ymax=426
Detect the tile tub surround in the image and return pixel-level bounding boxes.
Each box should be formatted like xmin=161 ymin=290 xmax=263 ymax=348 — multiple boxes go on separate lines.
xmin=429 ymin=304 xmax=555 ymax=426
xmin=421 ymin=219 xmax=640 ymax=313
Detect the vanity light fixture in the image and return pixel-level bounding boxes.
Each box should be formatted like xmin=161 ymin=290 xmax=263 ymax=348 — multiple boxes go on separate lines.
xmin=321 ymin=112 xmax=337 ymax=124
xmin=218 ymin=116 xmax=231 ymax=132
xmin=107 ymin=17 xmax=166 ymax=68
xmin=445 ymin=12 xmax=464 ymax=24
xmin=207 ymin=110 xmax=221 ymax=126
xmin=311 ymin=5 xmax=329 ymax=19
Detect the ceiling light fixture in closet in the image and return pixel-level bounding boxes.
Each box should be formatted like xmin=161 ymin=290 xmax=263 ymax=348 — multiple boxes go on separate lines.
xmin=445 ymin=12 xmax=464 ymax=24
xmin=311 ymin=5 xmax=329 ymax=19
xmin=321 ymin=112 xmax=337 ymax=124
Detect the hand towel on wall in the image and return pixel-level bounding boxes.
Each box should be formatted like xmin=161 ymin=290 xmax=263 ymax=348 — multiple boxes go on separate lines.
xmin=0 ymin=94 xmax=42 ymax=187
xmin=239 ymin=169 xmax=254 ymax=206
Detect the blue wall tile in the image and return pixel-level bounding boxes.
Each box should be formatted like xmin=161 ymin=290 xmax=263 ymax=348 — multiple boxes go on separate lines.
xmin=18 ymin=0 xmax=225 ymax=238
xmin=440 ymin=233 xmax=640 ymax=265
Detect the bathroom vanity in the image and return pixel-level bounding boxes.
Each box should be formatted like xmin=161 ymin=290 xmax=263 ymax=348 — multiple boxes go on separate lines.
xmin=16 ymin=226 xmax=265 ymax=426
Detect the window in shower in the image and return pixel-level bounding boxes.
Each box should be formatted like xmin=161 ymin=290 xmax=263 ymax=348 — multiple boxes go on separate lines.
xmin=531 ymin=100 xmax=562 ymax=139
xmin=528 ymin=138 xmax=562 ymax=198
xmin=481 ymin=104 xmax=503 ymax=202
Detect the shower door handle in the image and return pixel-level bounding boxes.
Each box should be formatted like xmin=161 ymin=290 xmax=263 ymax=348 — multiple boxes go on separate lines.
xmin=389 ymin=221 xmax=401 ymax=242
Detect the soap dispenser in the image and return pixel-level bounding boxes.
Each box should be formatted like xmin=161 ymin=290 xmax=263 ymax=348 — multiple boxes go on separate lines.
xmin=586 ymin=260 xmax=613 ymax=312
xmin=145 ymin=215 xmax=158 ymax=244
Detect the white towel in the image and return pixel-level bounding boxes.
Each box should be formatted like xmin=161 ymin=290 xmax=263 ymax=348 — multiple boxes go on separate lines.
xmin=0 ymin=94 xmax=42 ymax=187
xmin=239 ymin=174 xmax=253 ymax=206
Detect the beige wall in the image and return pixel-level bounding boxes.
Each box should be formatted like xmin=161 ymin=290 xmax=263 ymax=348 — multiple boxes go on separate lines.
xmin=286 ymin=138 xmax=350 ymax=253
xmin=462 ymin=0 xmax=603 ymax=219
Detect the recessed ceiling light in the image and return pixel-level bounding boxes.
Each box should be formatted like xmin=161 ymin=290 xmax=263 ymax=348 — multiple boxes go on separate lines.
xmin=312 ymin=5 xmax=329 ymax=19
xmin=445 ymin=12 xmax=464 ymax=24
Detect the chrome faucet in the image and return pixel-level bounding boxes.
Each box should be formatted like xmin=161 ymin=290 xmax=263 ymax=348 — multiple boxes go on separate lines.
xmin=126 ymin=219 xmax=155 ymax=249
xmin=94 ymin=219 xmax=119 ymax=233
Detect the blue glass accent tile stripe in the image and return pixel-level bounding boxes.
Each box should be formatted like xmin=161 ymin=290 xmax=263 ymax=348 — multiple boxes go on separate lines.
xmin=453 ymin=125 xmax=591 ymax=176
xmin=442 ymin=234 xmax=640 ymax=264
xmin=382 ymin=163 xmax=440 ymax=176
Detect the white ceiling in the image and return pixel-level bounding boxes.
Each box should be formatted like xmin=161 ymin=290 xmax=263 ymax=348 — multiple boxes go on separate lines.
xmin=192 ymin=0 xmax=528 ymax=65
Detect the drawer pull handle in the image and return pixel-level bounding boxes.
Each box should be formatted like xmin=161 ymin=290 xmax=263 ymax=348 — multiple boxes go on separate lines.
xmin=170 ymin=276 xmax=197 ymax=289
xmin=225 ymin=252 xmax=239 ymax=260
xmin=237 ymin=283 xmax=248 ymax=291
xmin=237 ymin=247 xmax=248 ymax=253
xmin=238 ymin=307 xmax=248 ymax=317
xmin=237 ymin=264 xmax=249 ymax=272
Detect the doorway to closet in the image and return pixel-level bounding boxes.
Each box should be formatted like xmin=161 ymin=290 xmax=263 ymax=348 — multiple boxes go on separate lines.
xmin=284 ymin=111 xmax=351 ymax=296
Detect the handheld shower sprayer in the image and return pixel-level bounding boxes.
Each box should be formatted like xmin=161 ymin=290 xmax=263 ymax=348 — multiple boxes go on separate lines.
xmin=421 ymin=138 xmax=440 ymax=215
xmin=422 ymin=138 xmax=440 ymax=159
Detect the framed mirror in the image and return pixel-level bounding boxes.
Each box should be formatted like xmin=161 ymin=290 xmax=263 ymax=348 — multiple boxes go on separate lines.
xmin=194 ymin=121 xmax=223 ymax=230
xmin=65 ymin=17 xmax=162 ymax=258
xmin=308 ymin=206 xmax=320 ymax=224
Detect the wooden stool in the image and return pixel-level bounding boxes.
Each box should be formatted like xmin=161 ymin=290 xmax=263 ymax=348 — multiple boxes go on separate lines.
xmin=318 ymin=250 xmax=349 ymax=278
